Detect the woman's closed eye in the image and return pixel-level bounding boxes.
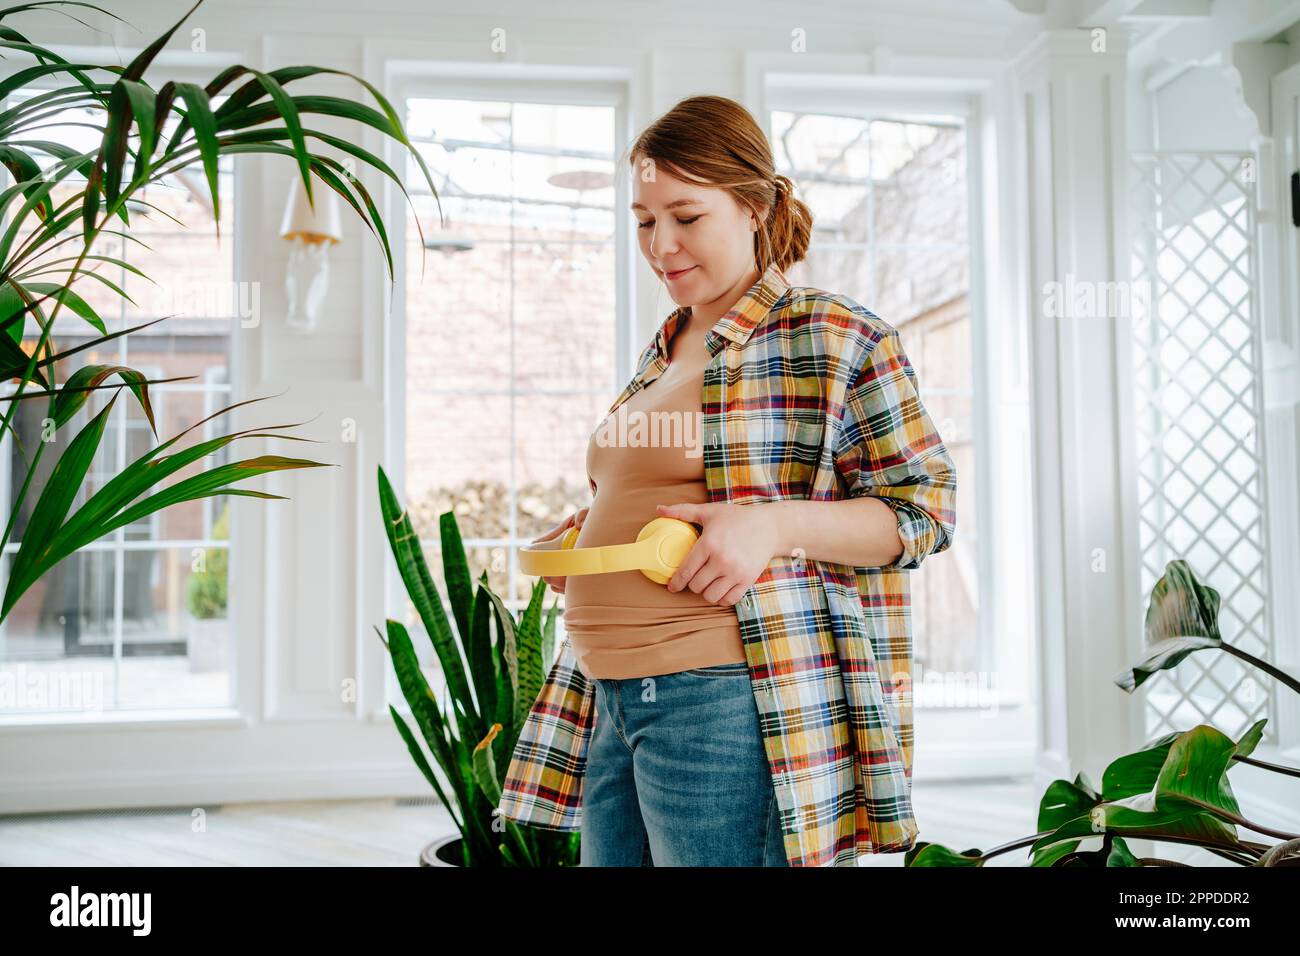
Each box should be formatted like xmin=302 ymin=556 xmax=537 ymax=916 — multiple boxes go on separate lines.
xmin=636 ymin=215 xmax=702 ymax=229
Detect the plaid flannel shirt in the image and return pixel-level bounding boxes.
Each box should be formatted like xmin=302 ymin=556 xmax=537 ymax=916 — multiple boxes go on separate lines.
xmin=496 ymin=262 xmax=957 ymax=866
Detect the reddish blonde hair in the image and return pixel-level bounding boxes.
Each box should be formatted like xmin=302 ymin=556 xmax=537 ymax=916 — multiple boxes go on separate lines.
xmin=626 ymin=95 xmax=813 ymax=274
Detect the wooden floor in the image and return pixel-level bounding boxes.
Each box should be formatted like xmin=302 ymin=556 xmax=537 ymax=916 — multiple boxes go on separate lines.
xmin=0 ymin=777 xmax=1222 ymax=866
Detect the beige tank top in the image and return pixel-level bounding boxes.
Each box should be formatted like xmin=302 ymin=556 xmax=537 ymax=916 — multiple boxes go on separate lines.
xmin=561 ymin=327 xmax=747 ymax=680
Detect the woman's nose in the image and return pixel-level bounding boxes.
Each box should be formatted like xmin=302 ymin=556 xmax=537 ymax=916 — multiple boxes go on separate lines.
xmin=648 ymin=226 xmax=678 ymax=260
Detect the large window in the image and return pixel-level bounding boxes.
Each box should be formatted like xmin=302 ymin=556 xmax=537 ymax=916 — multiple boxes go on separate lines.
xmin=0 ymin=83 xmax=237 ymax=716
xmin=771 ymin=106 xmax=983 ymax=688
xmin=398 ymin=91 xmax=620 ymax=635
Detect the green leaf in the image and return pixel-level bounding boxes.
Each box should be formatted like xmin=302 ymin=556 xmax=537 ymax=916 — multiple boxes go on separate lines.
xmin=3 ymin=392 xmax=120 ymax=618
xmin=250 ymin=69 xmax=312 ymax=205
xmin=173 ymin=82 xmax=222 ymax=227
xmin=1146 ymin=558 xmax=1222 ymax=644
xmin=0 ymin=144 xmax=51 ymax=219
xmin=1116 ymin=559 xmax=1224 ymax=691
xmin=22 ymin=281 xmax=106 ymax=336
xmin=468 ymin=579 xmax=496 ymax=730
xmin=51 ymin=363 xmax=156 ymax=432
xmin=439 ymin=510 xmax=474 ymax=654
xmin=904 ymin=842 xmax=985 ymax=867
xmin=119 ymin=78 xmax=158 ymax=186
xmin=388 ymin=703 xmax=464 ymax=838
xmin=375 ymin=465 xmax=479 ymax=728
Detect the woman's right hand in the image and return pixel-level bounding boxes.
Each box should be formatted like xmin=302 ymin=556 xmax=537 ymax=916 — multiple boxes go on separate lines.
xmin=530 ymin=507 xmax=589 ymax=594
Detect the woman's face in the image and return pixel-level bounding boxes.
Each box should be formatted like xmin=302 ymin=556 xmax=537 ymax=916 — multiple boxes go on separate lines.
xmin=630 ymin=157 xmax=765 ymax=308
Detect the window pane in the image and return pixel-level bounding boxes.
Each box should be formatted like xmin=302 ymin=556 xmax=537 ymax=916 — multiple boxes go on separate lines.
xmin=402 ymin=95 xmax=618 ymax=663
xmin=2 ymin=85 xmax=237 ymax=715
xmin=776 ymin=109 xmax=979 ymax=680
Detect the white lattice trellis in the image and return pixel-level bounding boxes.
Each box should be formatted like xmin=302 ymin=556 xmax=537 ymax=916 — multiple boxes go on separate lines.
xmin=1128 ymin=151 xmax=1271 ymax=744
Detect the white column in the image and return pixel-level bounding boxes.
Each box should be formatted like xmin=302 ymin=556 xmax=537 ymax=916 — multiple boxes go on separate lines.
xmin=1012 ymin=28 xmax=1147 ymax=800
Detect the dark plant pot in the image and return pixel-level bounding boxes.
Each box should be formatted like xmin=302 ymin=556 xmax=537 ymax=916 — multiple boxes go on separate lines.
xmin=419 ymin=833 xmax=463 ymax=867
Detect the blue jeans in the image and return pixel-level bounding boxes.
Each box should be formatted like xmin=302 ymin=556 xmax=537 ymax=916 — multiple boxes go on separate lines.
xmin=580 ymin=661 xmax=790 ymax=867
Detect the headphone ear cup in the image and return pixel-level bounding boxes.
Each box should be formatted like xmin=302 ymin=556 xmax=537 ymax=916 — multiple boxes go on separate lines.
xmin=635 ymin=517 xmax=698 ymax=584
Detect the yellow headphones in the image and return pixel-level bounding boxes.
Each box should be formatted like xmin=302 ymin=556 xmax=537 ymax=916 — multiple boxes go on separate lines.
xmin=518 ymin=517 xmax=699 ymax=585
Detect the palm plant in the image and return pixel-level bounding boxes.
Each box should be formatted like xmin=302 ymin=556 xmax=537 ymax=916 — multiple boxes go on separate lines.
xmin=0 ymin=0 xmax=438 ymax=620
xmin=906 ymin=559 xmax=1300 ymax=867
xmin=376 ymin=464 xmax=581 ymax=867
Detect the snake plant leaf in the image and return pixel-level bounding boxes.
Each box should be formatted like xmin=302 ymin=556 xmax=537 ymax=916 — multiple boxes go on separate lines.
xmin=542 ymin=592 xmax=559 ymax=667
xmin=483 ymin=587 xmax=518 ymax=693
xmin=438 ymin=509 xmax=474 ymax=652
xmin=390 ymin=623 xmax=457 ymax=775
xmin=471 ymin=723 xmax=503 ymax=804
xmin=1116 ymin=559 xmax=1223 ymax=691
xmin=483 ymin=585 xmax=544 ymax=731
xmin=375 ymin=465 xmax=479 ymax=727
xmin=487 ymin=585 xmax=516 ymax=733
xmin=467 ymin=579 xmax=496 ymax=728
xmin=383 ymin=619 xmax=469 ymax=822
xmin=389 ymin=703 xmax=464 ymax=838
xmin=384 ymin=616 xmax=478 ymax=832
xmin=513 ymin=580 xmax=547 ymax=732
xmin=472 ymin=723 xmax=537 ymax=866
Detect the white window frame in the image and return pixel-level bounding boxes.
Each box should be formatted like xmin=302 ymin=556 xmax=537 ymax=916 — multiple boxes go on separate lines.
xmin=0 ymin=54 xmax=244 ymax=718
xmin=373 ymin=57 xmax=636 ymax=720
xmin=750 ymin=55 xmax=1035 ymax=780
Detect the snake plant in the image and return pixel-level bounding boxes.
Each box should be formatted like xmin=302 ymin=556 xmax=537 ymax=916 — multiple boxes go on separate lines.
xmin=376 ymin=464 xmax=581 ymax=866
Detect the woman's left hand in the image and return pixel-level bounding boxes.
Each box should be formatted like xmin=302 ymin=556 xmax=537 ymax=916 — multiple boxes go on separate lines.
xmin=654 ymin=501 xmax=781 ymax=607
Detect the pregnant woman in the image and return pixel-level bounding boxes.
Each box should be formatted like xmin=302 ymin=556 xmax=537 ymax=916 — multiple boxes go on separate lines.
xmin=498 ymin=94 xmax=958 ymax=867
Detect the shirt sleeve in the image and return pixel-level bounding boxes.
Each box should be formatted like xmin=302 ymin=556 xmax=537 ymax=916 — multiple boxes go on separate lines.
xmin=831 ymin=327 xmax=957 ymax=570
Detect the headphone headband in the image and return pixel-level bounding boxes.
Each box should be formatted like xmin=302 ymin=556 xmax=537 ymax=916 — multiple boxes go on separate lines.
xmin=519 ymin=517 xmax=698 ymax=585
